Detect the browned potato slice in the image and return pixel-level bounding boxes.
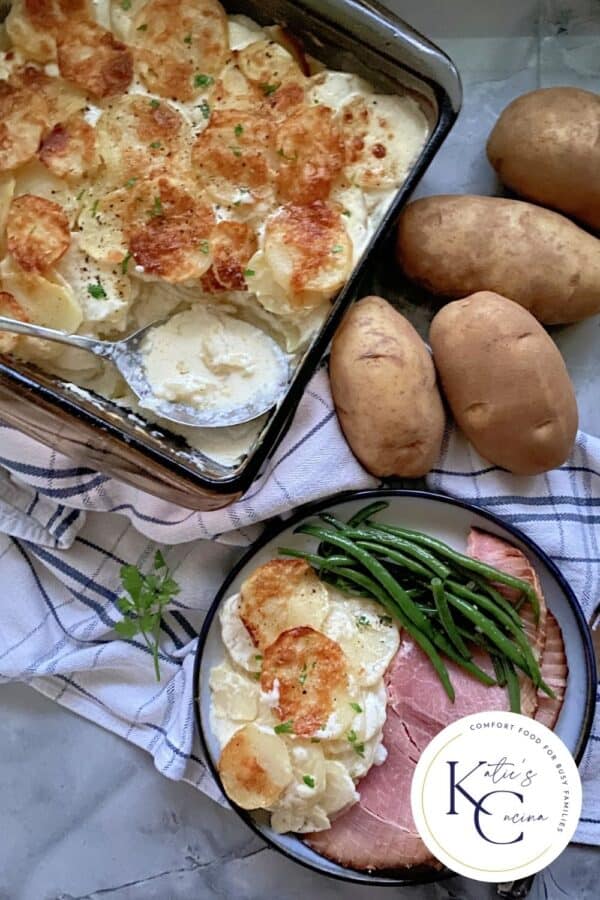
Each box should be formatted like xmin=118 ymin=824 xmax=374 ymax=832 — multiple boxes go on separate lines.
xmin=275 ymin=105 xmax=344 ymax=204
xmin=200 ymin=221 xmax=258 ymax=293
xmin=264 ymin=201 xmax=352 ymax=308
xmin=0 ymin=291 xmax=29 ymax=354
xmin=57 ymin=20 xmax=133 ymax=99
xmin=211 ymin=59 xmax=263 ymax=113
xmin=191 ymin=109 xmax=276 ymax=207
xmin=7 ymin=194 xmax=71 ymax=274
xmin=132 ymin=0 xmax=228 ymax=102
xmin=341 ymin=94 xmax=428 ymax=190
xmin=261 ymin=626 xmax=348 ymax=737
xmin=236 ymin=39 xmax=304 ymax=95
xmin=6 ymin=0 xmax=91 ymax=63
xmin=239 ymin=559 xmax=329 ymax=650
xmin=218 ymin=724 xmax=292 ymax=810
xmin=95 ymin=95 xmax=191 ymax=189
xmin=0 ymin=82 xmax=46 ymax=173
xmin=39 ymin=115 xmax=99 ymax=183
xmin=9 ymin=65 xmax=87 ymax=131
xmin=126 ymin=177 xmax=215 ymax=283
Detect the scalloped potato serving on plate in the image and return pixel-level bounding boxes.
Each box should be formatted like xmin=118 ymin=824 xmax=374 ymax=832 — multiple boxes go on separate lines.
xmin=210 ymin=558 xmax=400 ymax=833
xmin=0 ymin=0 xmax=429 ymax=466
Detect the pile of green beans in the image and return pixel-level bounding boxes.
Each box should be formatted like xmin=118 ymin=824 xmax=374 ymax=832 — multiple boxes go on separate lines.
xmin=279 ymin=501 xmax=553 ymax=713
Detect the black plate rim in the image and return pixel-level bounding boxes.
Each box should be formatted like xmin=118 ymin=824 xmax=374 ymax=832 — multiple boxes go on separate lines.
xmin=193 ymin=488 xmax=597 ymax=886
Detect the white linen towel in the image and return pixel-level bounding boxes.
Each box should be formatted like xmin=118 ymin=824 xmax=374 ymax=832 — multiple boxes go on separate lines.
xmin=0 ymin=369 xmax=598 ymax=841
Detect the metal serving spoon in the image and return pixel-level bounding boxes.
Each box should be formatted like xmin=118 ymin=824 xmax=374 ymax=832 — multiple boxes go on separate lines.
xmin=0 ymin=315 xmax=290 ymax=428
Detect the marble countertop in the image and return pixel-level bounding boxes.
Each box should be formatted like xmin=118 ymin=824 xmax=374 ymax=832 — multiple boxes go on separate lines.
xmin=1 ymin=1 xmax=599 ymax=898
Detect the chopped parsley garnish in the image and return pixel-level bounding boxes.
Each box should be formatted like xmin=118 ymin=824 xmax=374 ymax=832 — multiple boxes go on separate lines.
xmin=229 ymin=145 xmax=242 ymax=157
xmin=302 ymin=775 xmax=315 ymax=789
xmin=254 ymin=654 xmax=263 ymax=661
xmin=244 ymin=268 xmax=255 ymax=278
xmin=378 ymin=614 xmax=393 ymax=627
xmin=149 ymin=140 xmax=162 ymax=149
xmin=87 ymin=281 xmax=106 ymax=300
xmin=234 ymin=123 xmax=244 ymax=137
xmin=76 ymin=189 xmax=85 ymax=202
xmin=310 ymin=738 xmax=321 ymax=744
xmin=200 ymin=100 xmax=211 ymax=120
xmin=355 ymin=614 xmax=371 ymax=630
xmin=115 ymin=550 xmax=180 ymax=682
xmin=347 ymin=730 xmax=365 ymax=757
xmin=331 ymin=244 xmax=343 ymax=254
xmin=350 ymin=702 xmax=363 ymax=714
xmin=184 ymin=34 xmax=192 ymax=45
xmin=252 ymin=672 xmax=261 ymax=681
xmin=274 ymin=720 xmax=294 ymax=735
xmin=121 ymin=251 xmax=133 ymax=274
xmin=194 ymin=73 xmax=214 ymax=88
xmin=150 ymin=99 xmax=160 ymax=109
xmin=91 ymin=199 xmax=99 ymax=216
xmin=137 ymin=23 xmax=148 ymax=31
xmin=125 ymin=177 xmax=138 ymax=189
xmin=260 ymin=81 xmax=280 ymax=96
xmin=121 ymin=0 xmax=132 ymax=9
xmin=198 ymin=239 xmax=209 ymax=254
xmin=149 ymin=196 xmax=163 ymax=217
xmin=342 ymin=209 xmax=352 ymax=217
xmin=298 ymin=662 xmax=308 ymax=686
xmin=277 ymin=148 xmax=298 ymax=161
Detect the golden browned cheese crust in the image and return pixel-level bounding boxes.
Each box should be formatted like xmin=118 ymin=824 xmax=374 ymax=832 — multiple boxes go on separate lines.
xmin=397 ymin=195 xmax=600 ymax=324
xmin=275 ymin=105 xmax=344 ymax=204
xmin=0 ymin=290 xmax=29 ymax=353
xmin=429 ymin=291 xmax=578 ymax=474
xmin=0 ymin=81 xmax=45 ymax=172
xmin=7 ymin=194 xmax=71 ymax=273
xmin=261 ymin=625 xmax=348 ymax=737
xmin=38 ymin=115 xmax=99 ymax=182
xmin=487 ymin=87 xmax=600 ymax=232
xmin=217 ymin=724 xmax=292 ymax=809
xmin=239 ymin=558 xmax=328 ymax=649
xmin=201 ymin=221 xmax=257 ymax=293
xmin=57 ymin=21 xmax=133 ymax=99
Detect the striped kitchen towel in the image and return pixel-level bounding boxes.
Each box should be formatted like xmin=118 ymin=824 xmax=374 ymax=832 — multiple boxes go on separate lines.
xmin=0 ymin=372 xmax=598 ymax=842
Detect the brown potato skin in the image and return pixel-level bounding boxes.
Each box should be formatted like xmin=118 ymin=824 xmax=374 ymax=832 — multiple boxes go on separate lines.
xmin=396 ymin=195 xmax=600 ymax=325
xmin=487 ymin=87 xmax=600 ymax=232
xmin=330 ymin=295 xmax=445 ymax=477
xmin=429 ymin=292 xmax=578 ymax=475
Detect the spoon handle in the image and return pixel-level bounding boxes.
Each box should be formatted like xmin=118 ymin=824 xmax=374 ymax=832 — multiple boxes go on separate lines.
xmin=0 ymin=316 xmax=114 ymax=359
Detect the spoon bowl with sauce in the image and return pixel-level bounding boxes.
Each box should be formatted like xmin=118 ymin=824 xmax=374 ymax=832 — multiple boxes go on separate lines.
xmin=0 ymin=307 xmax=290 ymax=428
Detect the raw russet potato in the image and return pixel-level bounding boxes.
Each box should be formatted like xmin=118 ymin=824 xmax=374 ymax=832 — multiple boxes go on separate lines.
xmin=396 ymin=195 xmax=600 ymax=324
xmin=429 ymin=292 xmax=578 ymax=475
xmin=330 ymin=295 xmax=445 ymax=477
xmin=487 ymin=87 xmax=600 ymax=232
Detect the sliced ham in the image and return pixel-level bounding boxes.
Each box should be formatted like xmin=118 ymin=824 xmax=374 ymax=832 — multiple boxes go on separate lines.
xmin=535 ymin=612 xmax=568 ymax=729
xmin=307 ymin=528 xmax=563 ymax=872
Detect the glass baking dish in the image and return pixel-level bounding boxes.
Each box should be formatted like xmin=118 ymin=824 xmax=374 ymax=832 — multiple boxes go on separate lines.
xmin=0 ymin=0 xmax=462 ymax=511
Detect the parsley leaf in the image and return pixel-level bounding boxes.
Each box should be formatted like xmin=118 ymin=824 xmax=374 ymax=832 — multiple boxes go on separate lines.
xmin=121 ymin=0 xmax=132 ymax=9
xmin=244 ymin=268 xmax=255 ymax=278
xmin=76 ymin=188 xmax=85 ymax=202
xmin=194 ymin=73 xmax=214 ymax=88
xmin=274 ymin=720 xmax=294 ymax=735
xmin=150 ymin=99 xmax=160 ymax=109
xmin=260 ymin=81 xmax=280 ymax=96
xmin=87 ymin=281 xmax=106 ymax=300
xmin=229 ymin=145 xmax=242 ymax=157
xmin=124 ymin=177 xmax=137 ymax=189
xmin=355 ymin=614 xmax=371 ymax=630
xmin=303 ymin=775 xmax=315 ymax=788
xmin=149 ymin=140 xmax=162 ymax=149
xmin=115 ymin=551 xmax=180 ymax=681
xmin=298 ymin=662 xmax=308 ymax=686
xmin=198 ymin=239 xmax=209 ymax=254
xmin=91 ymin=199 xmax=99 ymax=217
xmin=347 ymin=730 xmax=365 ymax=757
xmin=331 ymin=244 xmax=343 ymax=254
xmin=184 ymin=34 xmax=192 ymax=45
xmin=149 ymin=196 xmax=163 ymax=218
xmin=137 ymin=23 xmax=148 ymax=31
xmin=342 ymin=208 xmax=352 ymax=217
xmin=121 ymin=251 xmax=133 ymax=274
xmin=200 ymin=100 xmax=211 ymax=120
xmin=234 ymin=123 xmax=243 ymax=137
xmin=350 ymin=702 xmax=363 ymax=713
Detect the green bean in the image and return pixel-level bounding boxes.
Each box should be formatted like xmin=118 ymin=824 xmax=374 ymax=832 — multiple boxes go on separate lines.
xmin=431 ymin=578 xmax=471 ymax=659
xmin=355 ymin=540 xmax=433 ymax=579
xmin=447 ymin=594 xmax=533 ymax=675
xmin=371 ymin=523 xmax=540 ymax=623
xmin=347 ymin=501 xmax=390 ymax=527
xmin=490 ymin=653 xmax=508 ymax=688
xmin=344 ymin=525 xmax=451 ymax=580
xmin=504 ymin=659 xmax=521 ymax=713
xmin=427 ymin=629 xmax=496 ymax=686
xmin=278 ymin=547 xmax=354 ymax=570
xmin=319 ymin=513 xmax=351 ymax=531
xmin=296 ymin=525 xmax=436 ymax=635
xmin=447 ymin=577 xmax=522 ymax=627
xmin=325 ymin=564 xmax=455 ymax=701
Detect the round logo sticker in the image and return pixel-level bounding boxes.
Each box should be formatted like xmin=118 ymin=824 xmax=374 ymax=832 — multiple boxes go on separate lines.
xmin=410 ymin=711 xmax=582 ymax=882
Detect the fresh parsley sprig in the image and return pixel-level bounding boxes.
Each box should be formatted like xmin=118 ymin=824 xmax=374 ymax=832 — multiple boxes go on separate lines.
xmin=114 ymin=551 xmax=180 ymax=681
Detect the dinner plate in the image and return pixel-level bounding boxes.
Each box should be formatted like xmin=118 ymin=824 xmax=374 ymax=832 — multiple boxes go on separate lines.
xmin=194 ymin=489 xmax=596 ymax=886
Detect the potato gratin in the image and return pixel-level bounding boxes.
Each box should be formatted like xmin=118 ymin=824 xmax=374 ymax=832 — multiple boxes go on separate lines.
xmin=0 ymin=0 xmax=429 ymax=464
xmin=210 ymin=559 xmax=399 ymax=833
